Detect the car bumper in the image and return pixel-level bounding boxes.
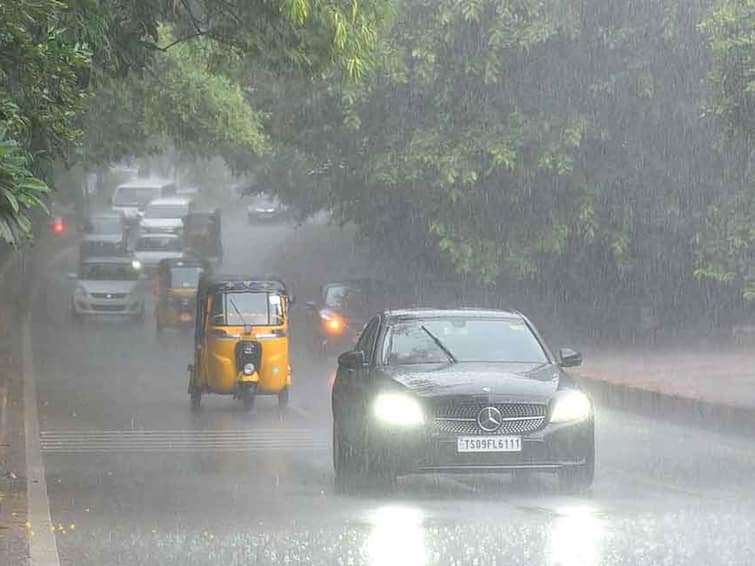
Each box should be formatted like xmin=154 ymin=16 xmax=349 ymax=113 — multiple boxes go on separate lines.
xmin=73 ymin=299 xmax=144 ymax=316
xmin=370 ymin=418 xmax=594 ymax=476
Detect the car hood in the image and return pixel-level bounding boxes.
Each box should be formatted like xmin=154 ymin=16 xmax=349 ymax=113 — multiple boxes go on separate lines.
xmin=134 ymin=250 xmax=183 ymax=264
xmin=141 ymin=218 xmax=183 ymax=228
xmin=77 ymin=280 xmax=140 ymax=294
xmin=380 ymin=362 xmax=561 ymax=403
xmin=83 ymin=234 xmax=122 ymax=244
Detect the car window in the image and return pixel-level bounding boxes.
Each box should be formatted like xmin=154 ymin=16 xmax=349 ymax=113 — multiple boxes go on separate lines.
xmin=144 ymin=204 xmax=189 ymax=219
xmin=136 ymin=237 xmax=182 ymax=251
xmin=79 ymin=263 xmax=139 ymax=281
xmin=355 ymin=316 xmax=380 ymax=360
xmin=383 ymin=317 xmax=548 ymax=365
xmin=113 ymin=187 xmax=158 ymax=206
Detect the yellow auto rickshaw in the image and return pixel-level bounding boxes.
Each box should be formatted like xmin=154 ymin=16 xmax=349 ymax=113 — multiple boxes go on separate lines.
xmin=154 ymin=257 xmax=210 ymax=332
xmin=188 ymin=275 xmax=293 ymax=411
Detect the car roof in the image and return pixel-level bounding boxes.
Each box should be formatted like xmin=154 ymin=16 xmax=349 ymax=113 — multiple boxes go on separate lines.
xmin=158 ymin=257 xmax=207 ymax=268
xmin=137 ymin=232 xmax=180 ymax=239
xmin=90 ymin=211 xmax=124 ymax=219
xmin=146 ymin=196 xmax=191 ymax=206
xmin=384 ymin=307 xmax=522 ymax=320
xmin=199 ymin=274 xmax=289 ymax=295
xmin=80 ymin=256 xmax=135 ymax=264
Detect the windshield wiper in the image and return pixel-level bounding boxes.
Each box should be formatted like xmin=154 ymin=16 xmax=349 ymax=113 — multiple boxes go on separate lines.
xmin=420 ymin=325 xmax=457 ymax=364
xmin=228 ymin=297 xmax=248 ymax=327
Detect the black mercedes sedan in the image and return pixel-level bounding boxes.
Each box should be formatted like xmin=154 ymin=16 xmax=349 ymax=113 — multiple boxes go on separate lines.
xmin=331 ymin=308 xmax=594 ymax=492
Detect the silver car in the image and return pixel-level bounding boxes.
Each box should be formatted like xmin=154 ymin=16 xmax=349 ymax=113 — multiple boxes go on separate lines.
xmin=71 ymin=257 xmax=146 ymax=320
xmin=133 ymin=233 xmax=184 ymax=273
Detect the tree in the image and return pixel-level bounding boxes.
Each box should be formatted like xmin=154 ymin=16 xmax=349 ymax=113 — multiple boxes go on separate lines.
xmin=0 ymin=0 xmax=393 ymax=243
xmin=699 ymin=0 xmax=755 ymax=300
xmin=258 ymin=0 xmax=744 ymax=331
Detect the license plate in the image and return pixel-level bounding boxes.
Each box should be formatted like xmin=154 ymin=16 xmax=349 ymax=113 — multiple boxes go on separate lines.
xmin=180 ymin=313 xmax=192 ymax=322
xmin=457 ymin=436 xmax=522 ymax=453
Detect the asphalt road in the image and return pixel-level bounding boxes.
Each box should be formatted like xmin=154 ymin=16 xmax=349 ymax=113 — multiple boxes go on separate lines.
xmin=29 ymin=208 xmax=755 ymax=565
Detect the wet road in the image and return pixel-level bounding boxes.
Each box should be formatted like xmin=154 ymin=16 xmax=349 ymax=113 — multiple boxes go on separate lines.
xmin=31 ymin=209 xmax=755 ymax=565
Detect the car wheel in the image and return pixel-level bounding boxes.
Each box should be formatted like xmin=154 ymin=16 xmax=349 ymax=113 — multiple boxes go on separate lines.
xmin=278 ymin=387 xmax=289 ymax=411
xmin=558 ymin=453 xmax=594 ymax=494
xmin=333 ymin=420 xmax=360 ymax=494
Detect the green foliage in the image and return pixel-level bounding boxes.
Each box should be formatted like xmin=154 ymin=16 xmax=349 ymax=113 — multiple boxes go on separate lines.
xmin=0 ymin=134 xmax=50 ymax=244
xmin=699 ymin=0 xmax=755 ymax=299
xmin=260 ymin=0 xmax=746 ymax=319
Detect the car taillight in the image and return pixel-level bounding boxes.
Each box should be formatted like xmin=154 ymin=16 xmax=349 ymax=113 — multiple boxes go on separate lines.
xmin=322 ymin=313 xmax=345 ymax=335
xmin=51 ymin=217 xmax=66 ymax=235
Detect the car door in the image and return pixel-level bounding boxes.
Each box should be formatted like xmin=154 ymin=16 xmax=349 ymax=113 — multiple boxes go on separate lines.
xmin=334 ymin=315 xmax=381 ymax=444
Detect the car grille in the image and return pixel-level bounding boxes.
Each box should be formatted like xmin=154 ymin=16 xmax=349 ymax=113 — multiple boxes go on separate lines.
xmin=91 ymin=304 xmax=126 ymax=312
xmin=91 ymin=292 xmax=128 ymax=299
xmin=430 ymin=402 xmax=547 ymax=435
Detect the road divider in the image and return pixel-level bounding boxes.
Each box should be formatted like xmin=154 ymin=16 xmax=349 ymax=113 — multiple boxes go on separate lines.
xmin=577 ymin=375 xmax=755 ymax=437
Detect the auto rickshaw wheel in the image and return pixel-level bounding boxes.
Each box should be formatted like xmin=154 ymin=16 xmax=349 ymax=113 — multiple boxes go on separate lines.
xmin=278 ymin=387 xmax=289 ymax=411
xmin=190 ymin=389 xmax=201 ymax=411
xmin=241 ymin=383 xmax=257 ymax=412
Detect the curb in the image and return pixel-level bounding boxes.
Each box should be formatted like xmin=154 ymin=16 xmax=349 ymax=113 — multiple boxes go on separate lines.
xmin=577 ymin=374 xmax=755 ymax=436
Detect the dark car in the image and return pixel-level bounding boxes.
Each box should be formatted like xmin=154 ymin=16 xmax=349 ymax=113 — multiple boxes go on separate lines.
xmin=331 ymin=308 xmax=594 ymax=492
xmin=305 ymin=279 xmax=393 ymax=357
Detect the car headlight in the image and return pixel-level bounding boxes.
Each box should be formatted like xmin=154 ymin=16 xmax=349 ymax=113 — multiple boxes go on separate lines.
xmin=74 ymin=285 xmax=88 ymax=298
xmin=373 ymin=393 xmax=424 ymax=426
xmin=550 ymin=390 xmax=592 ymax=424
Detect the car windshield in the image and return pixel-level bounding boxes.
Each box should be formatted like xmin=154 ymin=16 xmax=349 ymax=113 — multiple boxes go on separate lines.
xmin=210 ymin=292 xmax=283 ymax=326
xmin=383 ymin=317 xmax=548 ymax=365
xmin=90 ymin=217 xmax=121 ymax=234
xmin=79 ymin=262 xmax=139 ymax=281
xmin=135 ymin=236 xmax=182 ymax=251
xmin=112 ymin=187 xmax=157 ymax=206
xmin=324 ymin=282 xmax=386 ymax=314
xmin=144 ymin=203 xmax=188 ymax=219
xmin=169 ymin=267 xmax=203 ymax=288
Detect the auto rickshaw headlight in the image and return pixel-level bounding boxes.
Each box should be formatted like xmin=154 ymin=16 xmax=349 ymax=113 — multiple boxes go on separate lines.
xmin=243 ymin=363 xmax=256 ymax=376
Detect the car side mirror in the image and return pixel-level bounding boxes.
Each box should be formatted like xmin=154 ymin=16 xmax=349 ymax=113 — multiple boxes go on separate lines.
xmin=338 ymin=350 xmax=366 ymax=370
xmin=559 ymin=348 xmax=582 ymax=368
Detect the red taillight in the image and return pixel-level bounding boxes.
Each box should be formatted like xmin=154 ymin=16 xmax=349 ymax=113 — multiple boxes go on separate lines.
xmin=323 ymin=316 xmax=344 ymax=336
xmin=51 ymin=217 xmax=66 ymax=235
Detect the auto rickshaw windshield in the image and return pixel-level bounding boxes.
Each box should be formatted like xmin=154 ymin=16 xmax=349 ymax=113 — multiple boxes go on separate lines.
xmin=210 ymin=291 xmax=284 ymax=326
xmin=170 ymin=267 xmax=203 ymax=288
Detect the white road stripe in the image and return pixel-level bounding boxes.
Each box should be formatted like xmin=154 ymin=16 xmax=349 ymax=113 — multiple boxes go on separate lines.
xmin=39 ymin=428 xmax=330 ymax=453
xmin=24 ymin=320 xmax=61 ymax=566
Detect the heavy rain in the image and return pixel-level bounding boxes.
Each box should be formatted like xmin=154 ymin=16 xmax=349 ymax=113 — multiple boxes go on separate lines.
xmin=1 ymin=1 xmax=754 ymax=565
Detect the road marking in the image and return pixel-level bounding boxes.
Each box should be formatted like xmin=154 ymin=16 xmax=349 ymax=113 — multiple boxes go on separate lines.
xmin=39 ymin=429 xmax=329 ymax=454
xmin=23 ymin=320 xmax=61 ymax=566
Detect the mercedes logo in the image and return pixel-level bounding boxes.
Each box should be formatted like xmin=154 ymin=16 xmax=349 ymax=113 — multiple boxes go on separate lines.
xmin=477 ymin=406 xmax=502 ymax=432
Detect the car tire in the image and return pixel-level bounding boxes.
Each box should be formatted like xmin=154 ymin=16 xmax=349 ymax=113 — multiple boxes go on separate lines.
xmin=557 ymin=452 xmax=594 ymax=494
xmin=333 ymin=420 xmax=360 ymax=494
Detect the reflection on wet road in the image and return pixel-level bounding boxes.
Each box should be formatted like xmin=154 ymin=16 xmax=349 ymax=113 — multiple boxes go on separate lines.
xmin=32 ymin=209 xmax=755 ymax=565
